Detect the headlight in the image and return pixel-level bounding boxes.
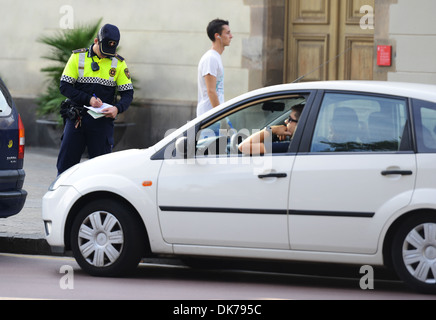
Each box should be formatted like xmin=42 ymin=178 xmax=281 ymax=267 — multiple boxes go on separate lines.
xmin=48 ymin=175 xmax=62 ymax=191
xmin=48 ymin=165 xmax=79 ymax=191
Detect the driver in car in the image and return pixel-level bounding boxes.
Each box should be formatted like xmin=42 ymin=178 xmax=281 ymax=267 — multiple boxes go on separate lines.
xmin=239 ymin=103 xmax=304 ymax=155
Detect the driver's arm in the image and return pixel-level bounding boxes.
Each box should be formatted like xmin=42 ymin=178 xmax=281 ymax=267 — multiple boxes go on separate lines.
xmin=239 ymin=125 xmax=290 ymax=155
xmin=238 ymin=127 xmax=271 ymax=155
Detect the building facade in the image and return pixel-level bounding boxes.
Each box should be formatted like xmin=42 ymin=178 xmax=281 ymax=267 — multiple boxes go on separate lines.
xmin=1 ymin=0 xmax=435 ymax=149
xmin=268 ymin=0 xmax=436 ymax=85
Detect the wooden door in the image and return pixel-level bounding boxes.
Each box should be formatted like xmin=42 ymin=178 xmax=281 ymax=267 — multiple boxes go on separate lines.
xmin=285 ymin=0 xmax=375 ymax=83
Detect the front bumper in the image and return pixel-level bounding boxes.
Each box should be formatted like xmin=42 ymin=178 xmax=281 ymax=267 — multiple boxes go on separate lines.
xmin=42 ymin=185 xmax=81 ymax=250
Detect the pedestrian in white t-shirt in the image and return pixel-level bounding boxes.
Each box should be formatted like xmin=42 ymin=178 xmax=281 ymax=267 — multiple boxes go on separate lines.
xmin=197 ymin=19 xmax=233 ymax=117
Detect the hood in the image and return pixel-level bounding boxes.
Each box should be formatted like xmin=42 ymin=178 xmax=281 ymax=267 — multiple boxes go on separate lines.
xmin=52 ymin=148 xmax=156 ymax=190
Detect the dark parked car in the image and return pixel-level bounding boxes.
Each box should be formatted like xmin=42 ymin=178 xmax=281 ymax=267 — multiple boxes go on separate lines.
xmin=0 ymin=78 xmax=26 ymax=218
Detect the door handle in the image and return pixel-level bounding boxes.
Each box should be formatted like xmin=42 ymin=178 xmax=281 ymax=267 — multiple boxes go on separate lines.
xmin=381 ymin=170 xmax=413 ymax=176
xmin=258 ymin=173 xmax=287 ymax=179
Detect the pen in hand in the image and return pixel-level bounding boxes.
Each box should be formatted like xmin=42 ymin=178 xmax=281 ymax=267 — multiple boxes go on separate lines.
xmin=91 ymin=94 xmax=103 ymax=108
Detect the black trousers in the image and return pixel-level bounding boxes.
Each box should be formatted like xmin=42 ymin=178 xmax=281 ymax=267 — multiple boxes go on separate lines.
xmin=56 ymin=114 xmax=114 ymax=175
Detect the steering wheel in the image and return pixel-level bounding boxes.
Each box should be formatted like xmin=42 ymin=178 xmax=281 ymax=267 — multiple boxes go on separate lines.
xmin=230 ymin=132 xmax=249 ymax=154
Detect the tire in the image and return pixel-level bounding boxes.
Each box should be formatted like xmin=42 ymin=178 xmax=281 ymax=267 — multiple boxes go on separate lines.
xmin=392 ymin=213 xmax=436 ymax=294
xmin=70 ymin=199 xmax=145 ymax=277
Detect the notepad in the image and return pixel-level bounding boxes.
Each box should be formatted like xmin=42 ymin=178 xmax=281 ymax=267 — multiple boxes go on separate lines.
xmin=84 ymin=103 xmax=112 ymax=119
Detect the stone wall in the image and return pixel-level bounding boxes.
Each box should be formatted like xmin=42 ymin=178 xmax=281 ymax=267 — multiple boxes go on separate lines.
xmin=375 ymin=0 xmax=436 ymax=85
xmin=3 ymin=0 xmax=267 ymax=150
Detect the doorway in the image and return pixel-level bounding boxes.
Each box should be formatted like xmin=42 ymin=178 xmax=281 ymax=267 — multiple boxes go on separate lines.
xmin=285 ymin=0 xmax=375 ymax=83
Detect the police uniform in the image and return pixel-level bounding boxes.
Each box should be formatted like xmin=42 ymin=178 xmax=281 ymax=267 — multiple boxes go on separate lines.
xmin=57 ymin=24 xmax=134 ymax=175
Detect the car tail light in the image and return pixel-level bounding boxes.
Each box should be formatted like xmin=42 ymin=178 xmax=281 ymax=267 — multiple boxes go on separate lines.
xmin=18 ymin=114 xmax=25 ymax=159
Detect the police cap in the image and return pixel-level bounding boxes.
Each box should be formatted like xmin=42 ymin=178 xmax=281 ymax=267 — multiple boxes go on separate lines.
xmin=98 ymin=24 xmax=120 ymax=57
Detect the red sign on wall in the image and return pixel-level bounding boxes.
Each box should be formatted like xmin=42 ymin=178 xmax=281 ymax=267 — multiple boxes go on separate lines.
xmin=377 ymin=45 xmax=392 ymax=67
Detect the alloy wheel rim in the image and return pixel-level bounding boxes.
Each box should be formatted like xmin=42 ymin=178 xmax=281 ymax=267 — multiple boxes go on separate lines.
xmin=78 ymin=211 xmax=124 ymax=267
xmin=402 ymin=222 xmax=436 ymax=284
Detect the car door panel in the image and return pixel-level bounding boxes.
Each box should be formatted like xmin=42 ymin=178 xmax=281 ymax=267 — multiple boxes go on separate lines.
xmin=156 ymin=92 xmax=321 ymax=250
xmin=156 ymin=93 xmax=316 ymax=250
xmin=288 ymin=153 xmax=416 ymax=254
xmin=288 ymin=91 xmax=416 ymax=254
xmin=158 ymin=156 xmax=292 ymax=249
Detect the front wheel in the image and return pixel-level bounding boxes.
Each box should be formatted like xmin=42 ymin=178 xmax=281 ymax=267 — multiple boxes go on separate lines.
xmin=392 ymin=213 xmax=436 ymax=294
xmin=70 ymin=199 xmax=145 ymax=277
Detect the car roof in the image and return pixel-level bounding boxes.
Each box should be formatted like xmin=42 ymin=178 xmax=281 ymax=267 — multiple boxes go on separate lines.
xmin=226 ymin=81 xmax=436 ymax=106
xmin=192 ymin=80 xmax=436 ymax=128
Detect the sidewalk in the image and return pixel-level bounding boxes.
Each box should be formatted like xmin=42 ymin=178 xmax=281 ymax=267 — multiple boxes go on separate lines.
xmin=0 ymin=147 xmax=58 ymax=255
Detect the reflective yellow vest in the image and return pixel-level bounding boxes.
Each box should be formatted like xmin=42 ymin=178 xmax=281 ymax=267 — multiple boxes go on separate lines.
xmin=61 ymin=47 xmax=133 ymax=104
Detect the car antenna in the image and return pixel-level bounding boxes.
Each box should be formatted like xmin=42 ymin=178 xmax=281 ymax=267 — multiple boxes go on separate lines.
xmin=292 ymin=46 xmax=352 ymax=83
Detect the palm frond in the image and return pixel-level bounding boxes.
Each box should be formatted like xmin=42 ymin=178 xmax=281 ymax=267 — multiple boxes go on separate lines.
xmin=37 ymin=19 xmax=103 ymax=117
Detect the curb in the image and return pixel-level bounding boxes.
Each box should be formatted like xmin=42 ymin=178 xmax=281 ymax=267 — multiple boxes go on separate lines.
xmin=0 ymin=236 xmax=53 ymax=256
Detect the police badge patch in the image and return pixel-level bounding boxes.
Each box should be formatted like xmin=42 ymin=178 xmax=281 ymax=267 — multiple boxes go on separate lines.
xmin=109 ymin=68 xmax=117 ymax=77
xmin=124 ymin=68 xmax=131 ymax=79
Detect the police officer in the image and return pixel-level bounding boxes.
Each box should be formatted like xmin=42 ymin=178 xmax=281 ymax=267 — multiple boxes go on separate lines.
xmin=57 ymin=24 xmax=133 ymax=175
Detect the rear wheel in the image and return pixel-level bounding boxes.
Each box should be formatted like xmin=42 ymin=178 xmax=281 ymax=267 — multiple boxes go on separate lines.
xmin=71 ymin=199 xmax=145 ymax=277
xmin=392 ymin=213 xmax=436 ymax=294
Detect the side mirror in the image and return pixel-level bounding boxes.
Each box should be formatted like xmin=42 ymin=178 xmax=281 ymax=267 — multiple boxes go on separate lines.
xmin=175 ymin=137 xmax=194 ymax=158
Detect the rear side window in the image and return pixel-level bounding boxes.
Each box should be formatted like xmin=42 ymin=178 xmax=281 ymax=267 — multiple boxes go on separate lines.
xmin=311 ymin=93 xmax=410 ymax=152
xmin=0 ymin=84 xmax=12 ymax=117
xmin=413 ymin=99 xmax=436 ymax=153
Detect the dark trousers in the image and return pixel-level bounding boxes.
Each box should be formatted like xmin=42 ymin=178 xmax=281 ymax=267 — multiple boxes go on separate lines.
xmin=56 ymin=114 xmax=114 ymax=175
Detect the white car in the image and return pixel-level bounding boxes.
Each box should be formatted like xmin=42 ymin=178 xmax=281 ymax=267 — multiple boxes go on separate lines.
xmin=43 ymin=81 xmax=436 ymax=294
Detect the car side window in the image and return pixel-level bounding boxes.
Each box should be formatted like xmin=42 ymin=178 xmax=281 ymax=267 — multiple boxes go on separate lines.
xmin=413 ymin=99 xmax=436 ymax=153
xmin=311 ymin=93 xmax=409 ymax=153
xmin=196 ymin=96 xmax=306 ymax=157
